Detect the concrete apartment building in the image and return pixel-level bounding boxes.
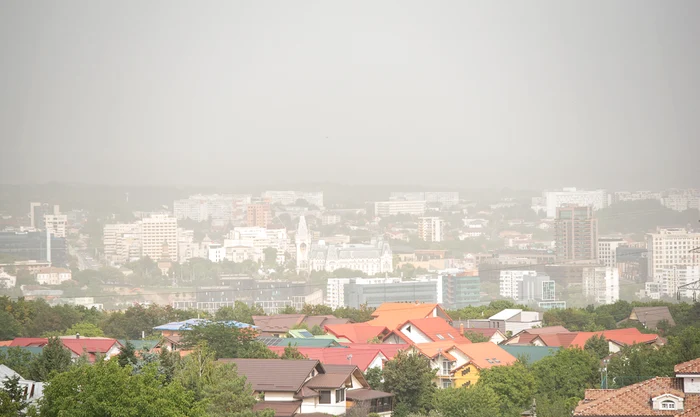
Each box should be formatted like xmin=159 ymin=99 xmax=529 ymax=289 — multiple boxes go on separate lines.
xmin=543 ymin=188 xmax=608 ymax=218
xmin=598 ymin=237 xmax=626 ymax=268
xmin=374 ymin=200 xmax=427 ymax=217
xmin=499 ymin=270 xmax=538 ymax=300
xmin=44 ymin=214 xmax=67 ymax=238
xmin=390 ymin=191 xmax=459 ymax=206
xmin=646 ymin=266 xmax=700 ymax=300
xmin=246 ymin=203 xmax=271 ymax=228
xmin=555 ymin=206 xmax=598 ymax=262
xmin=583 ymin=266 xmax=620 ymax=305
xmin=173 ymin=194 xmax=250 ymax=225
xmin=418 ymin=217 xmax=444 ymax=242
xmin=646 ymin=228 xmax=700 ymax=274
xmin=326 ymin=277 xmax=403 ymax=309
xmin=140 ymin=214 xmax=178 ymax=261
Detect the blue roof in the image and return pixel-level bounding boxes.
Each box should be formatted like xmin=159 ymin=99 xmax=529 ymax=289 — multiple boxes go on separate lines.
xmin=153 ymin=318 xmax=256 ymax=331
xmin=501 ymin=345 xmax=560 ymax=363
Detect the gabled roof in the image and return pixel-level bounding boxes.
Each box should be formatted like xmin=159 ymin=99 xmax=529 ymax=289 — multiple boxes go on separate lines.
xmin=460 ymin=327 xmax=505 ymax=339
xmin=625 ymin=307 xmax=676 ymax=330
xmin=675 ymin=358 xmax=700 ymax=374
xmin=370 ymin=302 xmax=451 ymax=329
xmin=489 ymin=309 xmax=523 ymax=321
xmin=338 ymin=343 xmax=408 ymax=360
xmin=305 ymin=373 xmax=349 ymax=389
xmin=500 ymin=345 xmax=560 ymax=363
xmin=570 ymin=328 xmax=658 ymax=348
xmin=153 ymin=318 xmax=255 ymax=331
xmin=324 ymin=323 xmax=389 ymax=343
xmin=268 ymin=346 xmax=385 ymax=372
xmin=9 ymin=338 xmax=48 ymax=347
xmin=399 ymin=318 xmax=471 ymax=343
xmin=520 ymin=326 xmax=570 ymax=335
xmin=0 ymin=364 xmax=23 ymax=380
xmin=531 ymin=333 xmax=580 ymax=348
xmin=253 ymin=314 xmax=306 ymax=332
xmin=322 ymin=364 xmax=368 ymax=387
xmin=413 ymin=341 xmax=464 ymax=361
xmin=451 ymin=342 xmax=517 ymax=370
xmin=219 ymin=359 xmax=324 ymax=393
xmin=58 ymin=337 xmax=122 ymax=361
xmin=253 ymin=401 xmax=300 ymax=417
xmin=574 ymin=377 xmax=700 ymax=416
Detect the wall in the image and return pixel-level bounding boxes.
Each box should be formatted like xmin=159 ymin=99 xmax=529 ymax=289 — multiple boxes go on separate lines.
xmin=452 ymin=363 xmax=480 ymax=388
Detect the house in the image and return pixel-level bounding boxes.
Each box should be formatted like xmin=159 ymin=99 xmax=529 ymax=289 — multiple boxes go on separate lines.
xmin=256 ymin=337 xmax=342 ymax=348
xmin=383 ymin=318 xmax=470 ymax=345
xmin=522 ymin=328 xmax=661 ymax=353
xmin=453 ymin=323 xmax=507 ymax=344
xmin=369 ymin=302 xmax=452 ymax=329
xmin=0 ymin=364 xmax=44 ymax=407
xmin=252 ymin=314 xmax=350 ymax=337
xmin=412 ymin=342 xmax=517 ymax=389
xmin=35 ymin=267 xmax=72 ymax=286
xmin=324 ymin=323 xmax=390 ymax=343
xmin=338 ymin=343 xmax=408 ymax=361
xmin=504 ymin=326 xmax=571 ymax=345
xmin=460 ymin=309 xmax=543 ymax=335
xmin=500 ymin=345 xmax=561 ymax=364
xmin=9 ymin=336 xmax=122 ymax=362
xmin=573 ymin=357 xmax=700 ymax=416
xmin=267 ymin=346 xmax=389 ymax=372
xmin=218 ymin=359 xmax=394 ymax=416
xmin=618 ymin=307 xmax=676 ymax=331
xmin=153 ymin=318 xmax=256 ymax=337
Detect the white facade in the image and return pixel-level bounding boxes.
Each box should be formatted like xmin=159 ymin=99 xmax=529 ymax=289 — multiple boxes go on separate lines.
xmin=173 ymin=194 xmax=251 ymax=224
xmin=499 ymin=270 xmax=537 ymax=300
xmin=326 ymin=277 xmax=402 ymax=309
xmin=36 ymin=267 xmax=72 ymax=286
xmin=646 ymin=228 xmax=700 ymax=274
xmin=140 ymin=215 xmax=178 ymax=261
xmin=262 ymin=190 xmax=324 ymax=207
xmin=660 ymin=190 xmax=699 ymax=212
xmin=613 ymin=191 xmax=662 ymax=204
xmin=598 ymin=238 xmax=625 ymax=268
xmin=582 ymin=267 xmax=620 ymax=305
xmin=646 ymin=266 xmax=700 ymax=299
xmin=0 ymin=270 xmax=16 ymax=288
xmin=418 ymin=217 xmax=444 ymax=242
xmin=44 ymin=214 xmax=67 ymax=238
xmin=103 ymin=223 xmax=142 ymax=265
xmin=390 ymin=191 xmax=459 ymax=206
xmin=307 ymin=240 xmax=393 ymax=276
xmin=543 ymin=188 xmax=608 ymax=218
xmin=374 ymin=200 xmax=426 ymax=217
xmin=321 ymin=213 xmax=341 ymax=226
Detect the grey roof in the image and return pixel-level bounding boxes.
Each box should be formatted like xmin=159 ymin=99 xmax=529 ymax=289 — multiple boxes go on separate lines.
xmin=0 ymin=364 xmax=23 ymax=381
xmin=255 ymin=337 xmax=341 ymax=348
xmin=218 ymin=359 xmax=323 ymax=393
xmin=626 ymin=307 xmax=676 ymax=330
xmin=346 ymin=388 xmax=395 ymax=401
xmin=305 ymin=373 xmax=349 ymax=389
xmin=500 ymin=345 xmax=560 ymax=363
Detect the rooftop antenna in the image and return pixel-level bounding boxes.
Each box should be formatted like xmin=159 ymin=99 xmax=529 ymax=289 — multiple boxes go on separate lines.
xmin=346 ymin=354 xmax=352 ymax=364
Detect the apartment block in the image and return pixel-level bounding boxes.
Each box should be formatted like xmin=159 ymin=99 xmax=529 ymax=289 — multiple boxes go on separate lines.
xmin=582 ymin=266 xmax=620 ymax=305
xmin=646 ymin=228 xmax=700 ymax=274
xmin=140 ymin=215 xmax=178 ymax=261
xmin=555 ymin=206 xmax=598 ymax=261
xmin=261 ymin=191 xmax=324 ymax=207
xmin=418 ymin=217 xmax=444 ymax=242
xmin=499 ymin=270 xmax=538 ymax=300
xmin=374 ymin=200 xmax=426 ymax=217
xmin=246 ymin=203 xmax=271 ymax=228
xmin=598 ymin=237 xmax=625 ymax=268
xmin=543 ymin=188 xmax=608 ymax=218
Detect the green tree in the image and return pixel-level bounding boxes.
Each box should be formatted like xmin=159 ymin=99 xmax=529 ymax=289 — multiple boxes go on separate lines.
xmin=309 ymin=325 xmax=324 ymax=336
xmin=117 ymin=341 xmax=138 ymax=367
xmin=65 ymin=321 xmax=105 ymax=337
xmin=39 ymin=359 xmax=203 ymax=417
xmin=382 ymin=350 xmax=436 ymax=414
xmin=363 ymin=367 xmax=383 ymax=391
xmin=0 ymin=347 xmax=35 ymax=379
xmin=215 ymin=302 xmax=264 ymax=325
xmin=478 ymin=362 xmax=536 ymax=417
xmin=531 ymin=348 xmax=599 ymax=401
xmin=0 ymin=375 xmax=30 ymax=416
xmin=0 ymin=311 xmax=22 ymax=340
xmin=584 ymin=335 xmax=609 ymax=360
xmin=606 ymin=344 xmax=676 ymax=388
xmin=463 ymin=330 xmax=490 ymax=343
xmin=433 ymin=385 xmax=500 ymax=417
xmin=28 ymin=337 xmax=72 ymax=382
xmin=279 ymin=305 xmax=297 ymax=314
xmin=182 ymin=322 xmax=275 ymax=359
xmin=262 ymin=247 xmax=278 ymax=268
xmin=280 ymin=345 xmax=306 ymax=360
xmin=203 ymin=362 xmax=263 ymax=417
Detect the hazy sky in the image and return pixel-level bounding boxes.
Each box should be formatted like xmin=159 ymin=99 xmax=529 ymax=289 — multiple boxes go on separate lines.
xmin=1 ymin=1 xmax=699 ymax=190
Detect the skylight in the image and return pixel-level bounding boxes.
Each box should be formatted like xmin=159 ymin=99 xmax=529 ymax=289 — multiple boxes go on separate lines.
xmin=436 ymin=334 xmax=445 ymax=340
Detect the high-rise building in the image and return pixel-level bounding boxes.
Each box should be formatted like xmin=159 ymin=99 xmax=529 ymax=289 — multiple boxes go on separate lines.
xmin=438 ymin=274 xmax=481 ymax=309
xmin=598 ymin=237 xmax=625 ymax=268
xmin=246 ymin=203 xmax=271 ymax=228
xmin=374 ymin=200 xmax=426 ymax=217
xmin=543 ymin=188 xmax=608 ymax=218
xmin=499 ymin=270 xmax=537 ymax=300
xmin=418 ymin=217 xmax=444 ymax=242
xmin=44 ymin=214 xmax=68 ymax=238
xmin=326 ymin=277 xmax=403 ymax=309
xmin=174 ymin=194 xmax=251 ymax=225
xmin=645 ymin=266 xmax=700 ymax=299
xmin=519 ymin=273 xmax=556 ymax=303
xmin=0 ymin=231 xmax=67 ymax=267
xmin=140 ymin=215 xmax=178 ymax=261
xmin=646 ymin=228 xmax=700 ymax=275
xmin=555 ymin=206 xmax=598 ymax=261
xmin=344 ymin=279 xmax=438 ymax=308
xmin=582 ymin=266 xmax=620 ymax=305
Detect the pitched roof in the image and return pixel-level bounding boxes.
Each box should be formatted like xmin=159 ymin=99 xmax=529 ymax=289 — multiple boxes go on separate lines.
xmin=0 ymin=364 xmax=23 ymax=380
xmin=413 ymin=341 xmax=464 ymax=360
xmin=400 ymin=318 xmax=471 ymax=343
xmin=521 ymin=326 xmax=570 ymax=335
xmin=303 ymin=316 xmax=350 ymax=329
xmin=338 ymin=343 xmax=408 ymax=360
xmin=489 ymin=309 xmax=523 ymax=320
xmin=9 ymin=338 xmax=48 ymax=347
xmin=574 ymin=377 xmax=700 ymax=416
xmin=153 ymin=318 xmax=255 ymax=331
xmin=346 ymin=388 xmax=395 ymax=401
xmin=268 ymin=346 xmax=384 ymax=372
xmin=452 ymin=342 xmax=518 ymax=370
xmin=570 ymin=328 xmax=658 ymax=348
xmin=253 ymin=314 xmax=306 ymax=332
xmin=58 ymin=337 xmax=122 ymax=361
xmin=675 ymin=358 xmax=700 ymax=374
xmin=500 ymin=345 xmax=560 ymax=363
xmin=626 ymin=307 xmax=676 ymax=330
xmin=532 ymin=333 xmax=580 ymax=348
xmin=324 ymin=323 xmax=389 ymax=343
xmin=304 ymin=373 xmax=349 ymax=389
xmin=253 ymin=401 xmax=301 ymax=417
xmin=460 ymin=327 xmax=503 ymax=338
xmin=369 ymin=302 xmax=450 ymax=329
xmin=218 ymin=359 xmax=323 ymax=393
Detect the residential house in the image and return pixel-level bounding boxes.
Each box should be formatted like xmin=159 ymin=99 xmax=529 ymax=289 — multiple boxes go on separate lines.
xmin=521 ymin=328 xmax=661 ymax=354
xmin=252 ymin=314 xmax=350 ymax=337
xmin=453 ymin=323 xmax=507 ymax=344
xmin=35 ymin=267 xmax=72 ymax=286
xmin=500 ymin=345 xmax=561 ymax=364
xmin=9 ymin=336 xmax=122 ymax=362
xmin=503 ymin=326 xmax=571 ymax=345
xmin=383 ymin=317 xmax=470 ymax=345
xmin=0 ymin=365 xmax=44 ymax=407
xmin=218 ymin=359 xmax=394 ymax=416
xmin=268 ymin=346 xmax=390 ymax=372
xmin=369 ymin=302 xmax=452 ymax=329
xmin=460 ymin=309 xmax=543 ymax=336
xmin=573 ymin=357 xmax=700 ymax=416
xmin=618 ymin=306 xmax=676 ymax=331
xmin=324 ymin=323 xmax=390 ymax=344
xmin=256 ymin=337 xmax=342 ymax=348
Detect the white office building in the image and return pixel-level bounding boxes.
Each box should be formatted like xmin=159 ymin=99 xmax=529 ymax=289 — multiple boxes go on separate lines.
xmin=499 ymin=270 xmax=538 ymax=300
xmin=543 ymin=188 xmax=609 ymax=218
xmin=598 ymin=237 xmax=625 ymax=268
xmin=374 ymin=200 xmax=426 ymax=217
xmin=173 ymin=194 xmax=251 ymax=225
xmin=262 ymin=191 xmax=324 ymax=207
xmin=326 ymin=277 xmax=402 ymax=309
xmin=582 ymin=266 xmax=620 ymax=305
xmin=140 ymin=214 xmax=178 ymax=261
xmin=418 ymin=217 xmax=444 ymax=242
xmin=44 ymin=214 xmax=68 ymax=238
xmin=613 ymin=191 xmax=662 ymax=204
xmin=646 ymin=228 xmax=700 ymax=274
xmin=645 ymin=266 xmax=700 ymax=300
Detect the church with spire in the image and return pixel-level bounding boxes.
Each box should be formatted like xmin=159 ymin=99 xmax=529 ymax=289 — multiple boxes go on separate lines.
xmin=295 ymin=216 xmax=392 ymax=276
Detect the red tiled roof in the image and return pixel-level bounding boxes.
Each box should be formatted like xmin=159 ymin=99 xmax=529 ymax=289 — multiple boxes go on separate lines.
xmin=338 ymin=343 xmax=408 ymax=360
xmin=535 ymin=333 xmax=580 ymax=348
xmin=59 ymin=338 xmax=121 ymax=360
xmin=574 ymin=377 xmax=700 ymax=416
xmin=570 ymin=328 xmax=658 ymax=348
xmin=9 ymin=338 xmax=48 ymax=347
xmin=268 ymin=346 xmax=385 ymax=372
xmin=399 ymin=318 xmax=470 ymax=344
xmin=675 ymin=358 xmax=700 ymax=374
xmin=369 ymin=302 xmax=450 ymax=329
xmin=462 ymin=328 xmax=501 ymax=338
xmin=324 ymin=323 xmax=389 ymax=343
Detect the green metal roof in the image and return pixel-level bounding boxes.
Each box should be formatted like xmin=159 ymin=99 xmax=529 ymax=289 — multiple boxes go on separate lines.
xmin=501 ymin=345 xmax=560 ymax=363
xmin=0 ymin=346 xmax=43 ymax=356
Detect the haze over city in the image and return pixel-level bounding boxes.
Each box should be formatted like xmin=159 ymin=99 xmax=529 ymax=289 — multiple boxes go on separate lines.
xmin=2 ymin=1 xmax=700 ymax=189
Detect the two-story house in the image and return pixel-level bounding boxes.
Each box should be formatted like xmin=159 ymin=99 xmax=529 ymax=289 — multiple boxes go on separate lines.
xmin=383 ymin=317 xmax=471 ymax=345
xmin=220 ymin=359 xmax=394 ymax=416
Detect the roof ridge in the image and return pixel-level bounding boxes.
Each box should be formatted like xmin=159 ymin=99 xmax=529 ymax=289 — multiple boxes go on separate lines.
xmin=576 ymin=377 xmax=675 ymax=413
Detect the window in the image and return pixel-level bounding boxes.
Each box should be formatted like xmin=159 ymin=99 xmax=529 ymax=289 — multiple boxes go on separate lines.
xmin=319 ymin=390 xmax=331 ymax=404
xmin=335 ymin=388 xmax=345 ymax=402
xmin=442 ymin=360 xmax=452 ymax=375
xmin=441 ymin=380 xmax=452 ymax=389
xmin=661 ymin=400 xmax=676 ymax=410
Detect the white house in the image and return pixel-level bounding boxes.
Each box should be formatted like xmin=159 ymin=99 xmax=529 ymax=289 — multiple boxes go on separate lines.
xmin=35 ymin=267 xmax=72 ymax=286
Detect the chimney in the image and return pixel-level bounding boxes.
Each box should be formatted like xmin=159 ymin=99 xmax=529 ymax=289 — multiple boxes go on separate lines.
xmin=460 ymin=322 xmax=464 ymax=334
xmin=76 ymin=333 xmax=80 ymax=339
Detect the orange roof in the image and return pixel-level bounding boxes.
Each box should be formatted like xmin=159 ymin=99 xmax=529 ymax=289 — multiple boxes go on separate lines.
xmin=399 ymin=318 xmax=470 ymax=344
xmin=570 ymin=328 xmax=658 ymax=348
xmin=324 ymin=323 xmax=389 ymax=343
xmin=534 ymin=332 xmax=580 ymax=348
xmin=413 ymin=341 xmax=464 ymax=360
xmin=369 ymin=302 xmax=450 ymax=329
xmin=268 ymin=346 xmax=384 ymax=372
xmin=0 ymin=341 xmax=12 ymax=346
xmin=338 ymin=343 xmax=409 ymax=360
xmin=675 ymin=358 xmax=700 ymax=374
xmin=452 ymin=342 xmax=517 ymax=370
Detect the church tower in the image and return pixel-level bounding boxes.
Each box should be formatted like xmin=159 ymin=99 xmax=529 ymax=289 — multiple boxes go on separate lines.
xmin=296 ymin=216 xmax=310 ymax=272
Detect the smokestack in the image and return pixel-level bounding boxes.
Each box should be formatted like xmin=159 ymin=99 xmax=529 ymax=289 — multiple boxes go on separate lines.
xmin=46 ymin=228 xmax=51 ymax=264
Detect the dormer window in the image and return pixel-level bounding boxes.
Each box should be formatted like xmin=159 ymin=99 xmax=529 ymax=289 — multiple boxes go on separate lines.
xmin=651 ymin=394 xmax=683 ymax=411
xmin=661 ymin=400 xmax=676 ymax=410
